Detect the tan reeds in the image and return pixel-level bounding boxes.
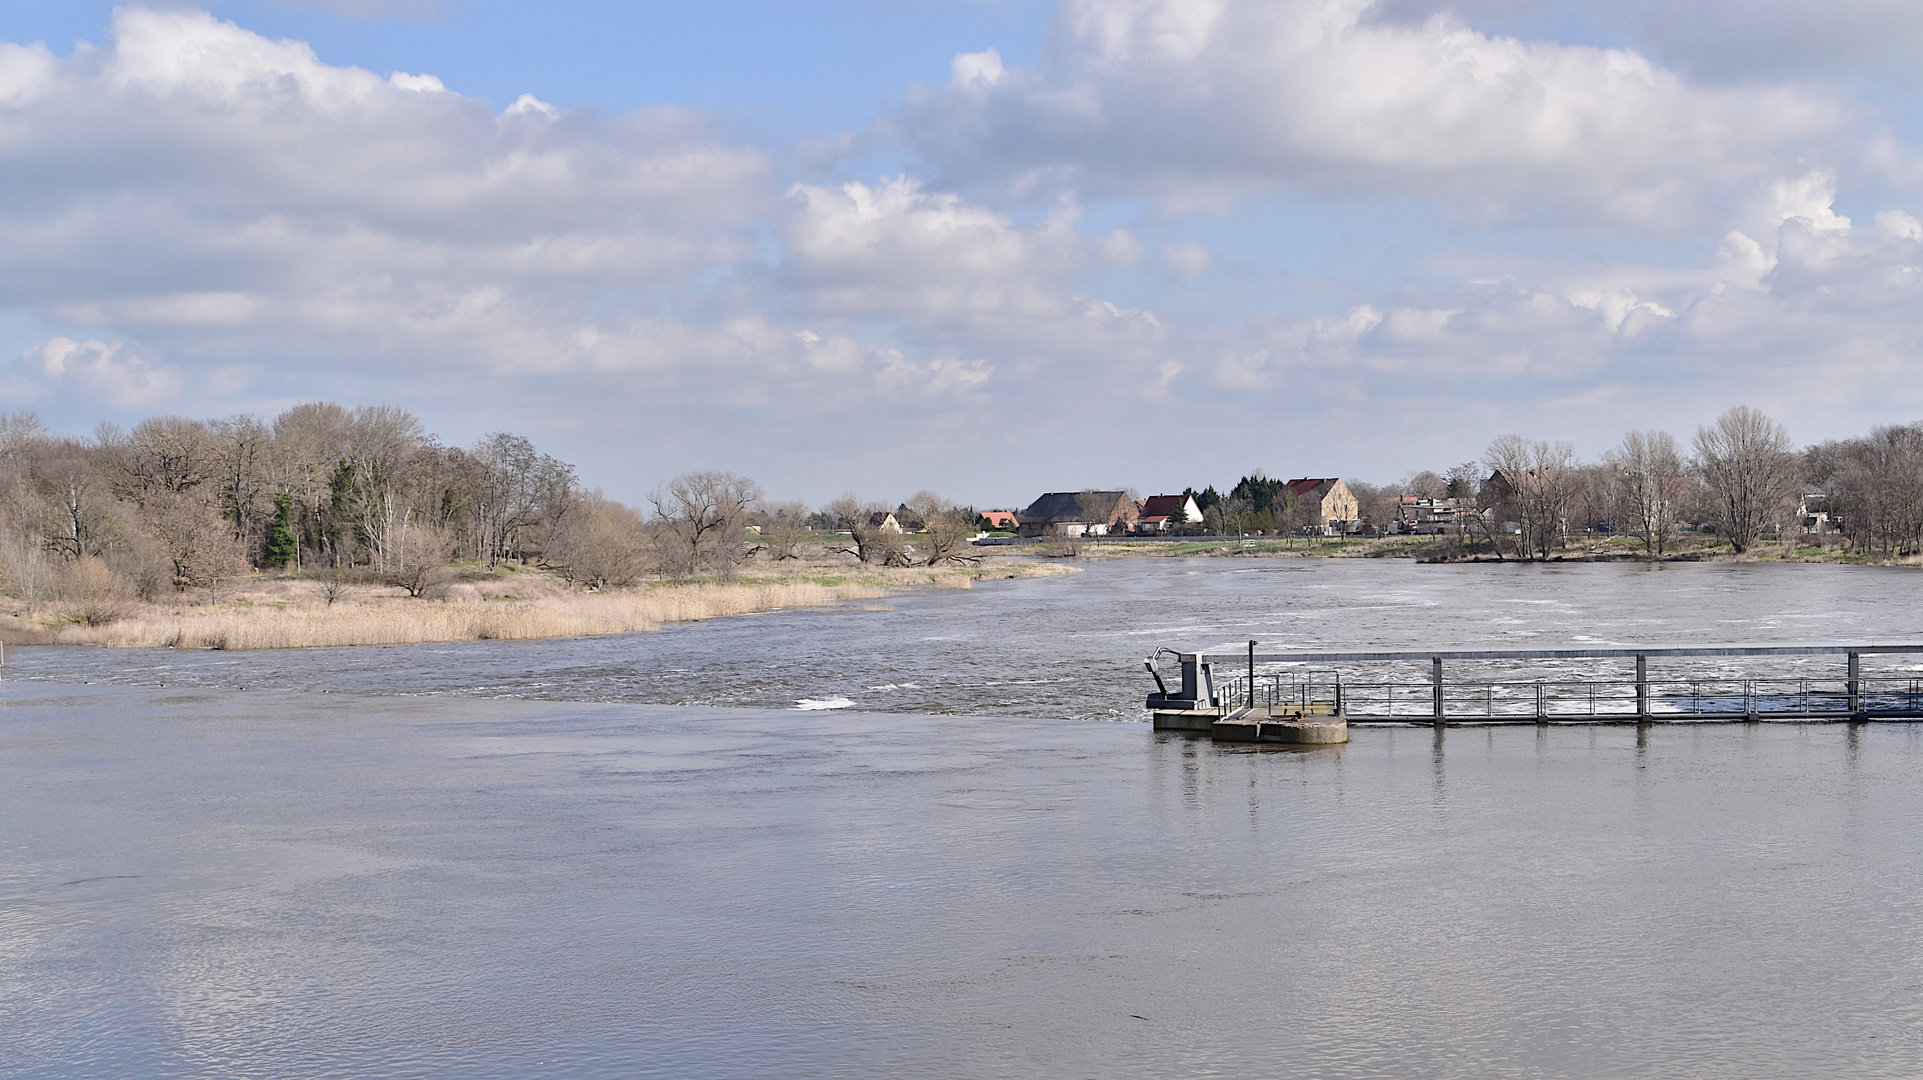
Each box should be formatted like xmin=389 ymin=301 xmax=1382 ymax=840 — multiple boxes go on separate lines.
xmin=51 ymin=580 xmax=894 ymax=650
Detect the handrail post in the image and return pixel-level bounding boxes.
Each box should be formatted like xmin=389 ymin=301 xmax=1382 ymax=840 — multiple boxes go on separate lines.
xmin=1431 ymin=656 xmax=1444 ymax=726
xmin=1247 ymin=640 xmax=1256 ymax=710
xmin=1848 ymin=652 xmax=1861 ymax=719
xmin=1636 ymin=654 xmax=1648 ymax=721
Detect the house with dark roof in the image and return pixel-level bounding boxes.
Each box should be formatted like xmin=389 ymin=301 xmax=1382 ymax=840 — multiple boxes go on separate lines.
xmin=1018 ymin=491 xmax=1139 ymax=538
xmin=1282 ymin=478 xmax=1360 ymax=531
xmin=866 ymin=511 xmax=902 ymax=534
xmin=1136 ymin=493 xmax=1202 ymax=533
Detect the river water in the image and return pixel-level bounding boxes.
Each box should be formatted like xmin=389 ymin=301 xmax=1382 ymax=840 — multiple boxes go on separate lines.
xmin=6 ymin=559 xmax=1923 ymax=1077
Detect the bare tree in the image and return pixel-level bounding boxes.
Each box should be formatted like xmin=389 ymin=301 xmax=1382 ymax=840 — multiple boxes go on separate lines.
xmin=756 ymin=500 xmax=811 ymax=561
xmin=345 ymin=405 xmax=429 ymax=572
xmin=468 ymin=431 xmax=576 ymax=566
xmin=1693 ymin=406 xmax=1798 ymax=554
xmin=387 ymin=521 xmax=455 ymax=598
xmin=212 ymin=415 xmax=273 ymax=550
xmin=115 ymin=415 xmax=216 ymax=504
xmin=145 ymin=489 xmax=245 ymax=593
xmin=1402 ymin=470 xmax=1447 ymax=500
xmin=1611 ymin=429 xmax=1685 ymax=557
xmin=271 ymin=401 xmax=355 ymax=567
xmin=649 ymin=471 xmax=762 ymax=578
xmin=1819 ymin=424 xmax=1923 ymax=556
xmin=53 ymin=556 xmax=134 ymax=627
xmin=1483 ymin=435 xmax=1576 ymax=559
xmin=903 ymin=491 xmax=973 ymax=565
xmin=548 ymin=493 xmax=650 ymax=587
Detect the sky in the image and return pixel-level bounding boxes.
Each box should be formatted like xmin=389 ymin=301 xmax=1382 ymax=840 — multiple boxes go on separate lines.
xmin=3 ymin=0 xmax=1923 ymax=506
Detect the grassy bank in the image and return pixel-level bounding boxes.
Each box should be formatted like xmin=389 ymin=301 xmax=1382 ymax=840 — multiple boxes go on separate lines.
xmin=7 ymin=554 xmax=1075 ymax=651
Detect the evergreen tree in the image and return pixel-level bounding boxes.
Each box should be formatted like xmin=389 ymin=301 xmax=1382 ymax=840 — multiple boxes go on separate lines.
xmin=325 ymin=458 xmax=358 ymax=565
xmin=262 ymin=492 xmax=297 ymax=568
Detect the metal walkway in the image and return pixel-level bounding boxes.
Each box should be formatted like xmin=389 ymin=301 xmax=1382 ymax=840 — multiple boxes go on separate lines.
xmin=1149 ymin=642 xmax=1923 ymax=724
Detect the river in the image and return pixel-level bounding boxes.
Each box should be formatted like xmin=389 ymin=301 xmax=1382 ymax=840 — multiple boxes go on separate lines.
xmin=4 ymin=558 xmax=1923 ymax=1077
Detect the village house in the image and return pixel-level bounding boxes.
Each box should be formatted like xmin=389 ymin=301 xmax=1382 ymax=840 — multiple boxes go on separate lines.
xmin=1393 ymin=496 xmax=1460 ymax=535
xmin=866 ymin=511 xmax=902 ymax=534
xmin=977 ymin=510 xmax=1019 ymax=532
xmin=1799 ymin=491 xmax=1834 ymax=534
xmin=1136 ymin=493 xmax=1202 ymax=533
xmin=1018 ymin=491 xmax=1140 ymax=538
xmin=1282 ymin=478 xmax=1360 ymax=532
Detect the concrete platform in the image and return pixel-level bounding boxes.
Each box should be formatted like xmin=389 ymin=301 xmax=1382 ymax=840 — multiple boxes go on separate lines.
xmin=1151 ymin=708 xmax=1223 ymax=732
xmin=1210 ymin=706 xmax=1348 ymax=745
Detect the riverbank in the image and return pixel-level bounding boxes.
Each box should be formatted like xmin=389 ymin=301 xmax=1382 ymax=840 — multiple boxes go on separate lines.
xmin=2 ymin=554 xmax=1076 ymax=650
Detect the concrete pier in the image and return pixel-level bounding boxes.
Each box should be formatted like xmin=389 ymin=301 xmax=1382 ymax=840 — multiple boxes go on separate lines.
xmin=1210 ymin=706 xmax=1348 ymax=745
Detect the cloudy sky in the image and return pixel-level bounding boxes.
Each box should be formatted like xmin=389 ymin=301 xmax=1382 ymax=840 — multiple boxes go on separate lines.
xmin=3 ymin=1 xmax=1922 ymax=504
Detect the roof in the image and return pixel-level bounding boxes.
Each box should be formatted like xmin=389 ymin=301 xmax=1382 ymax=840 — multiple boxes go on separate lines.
xmin=979 ymin=510 xmax=1018 ymax=525
xmin=1139 ymin=494 xmax=1194 ymax=519
xmin=1020 ymin=491 xmax=1131 ymax=523
xmin=1284 ymin=477 xmax=1340 ymax=499
xmin=867 ymin=511 xmax=897 ymax=527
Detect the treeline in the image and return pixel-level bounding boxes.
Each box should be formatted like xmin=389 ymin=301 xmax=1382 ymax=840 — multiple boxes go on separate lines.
xmin=0 ymin=403 xmax=660 ymax=613
xmin=0 ymin=401 xmax=997 ymax=621
xmin=1369 ymin=405 xmax=1914 ymax=560
xmin=1165 ymin=405 xmax=1923 ymax=561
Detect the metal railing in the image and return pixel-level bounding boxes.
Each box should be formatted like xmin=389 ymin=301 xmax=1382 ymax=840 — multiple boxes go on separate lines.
xmin=1202 ymin=671 xmax=1923 ymax=722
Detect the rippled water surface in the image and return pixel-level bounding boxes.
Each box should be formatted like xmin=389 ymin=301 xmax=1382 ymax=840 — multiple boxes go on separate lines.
xmin=7 ymin=559 xmax=1923 ymax=1077
xmin=13 ymin=559 xmax=1923 ymax=717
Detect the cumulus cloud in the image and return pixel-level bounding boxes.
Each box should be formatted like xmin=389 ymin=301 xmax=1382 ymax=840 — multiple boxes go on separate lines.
xmin=17 ymin=337 xmax=183 ymax=408
xmin=0 ymin=8 xmax=773 ymax=359
xmin=897 ymin=0 xmax=1845 ymax=228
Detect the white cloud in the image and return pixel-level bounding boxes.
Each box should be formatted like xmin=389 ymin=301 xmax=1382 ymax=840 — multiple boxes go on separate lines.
xmin=950 ymin=47 xmax=1007 ymax=88
xmin=1875 ymin=210 xmax=1923 ymax=242
xmin=19 ymin=337 xmax=182 ymax=408
xmin=1160 ymin=242 xmax=1211 ymax=279
xmin=1101 ymin=228 xmax=1145 ymax=266
xmin=898 ymin=0 xmax=1845 ymax=228
xmin=782 ymin=176 xmax=1085 ymax=318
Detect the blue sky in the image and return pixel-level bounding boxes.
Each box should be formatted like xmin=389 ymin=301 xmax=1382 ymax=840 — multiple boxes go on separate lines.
xmin=4 ymin=1 xmax=1923 ymax=505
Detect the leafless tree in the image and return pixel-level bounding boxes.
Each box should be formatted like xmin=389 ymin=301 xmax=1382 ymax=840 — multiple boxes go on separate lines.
xmin=650 ymin=471 xmax=762 ymax=578
xmin=1483 ymin=435 xmax=1576 ymax=559
xmin=548 ymin=493 xmax=650 ymax=587
xmin=0 ymin=530 xmax=52 ymax=612
xmin=387 ymin=521 xmax=455 ymax=598
xmin=145 ymin=489 xmax=245 ymax=593
xmin=115 ymin=415 xmax=216 ymax=504
xmin=1402 ymin=470 xmax=1447 ymax=500
xmin=318 ymin=568 xmax=349 ymax=606
xmin=345 ymin=405 xmax=430 ymax=571
xmin=1817 ymin=424 xmax=1923 ymax=556
xmin=28 ymin=441 xmax=115 ymax=561
xmin=756 ymin=500 xmax=811 ymax=561
xmin=468 ymin=432 xmax=576 ymax=566
xmin=271 ymin=401 xmax=355 ymax=566
xmin=1611 ymin=429 xmax=1686 ymax=556
xmin=903 ymin=491 xmax=974 ymax=565
xmin=212 ymin=414 xmax=273 ymax=549
xmin=1692 ymin=406 xmax=1798 ymax=554
xmin=53 ymin=556 xmax=134 ymax=626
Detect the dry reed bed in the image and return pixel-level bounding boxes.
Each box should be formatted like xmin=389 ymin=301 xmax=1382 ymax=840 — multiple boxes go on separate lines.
xmin=53 ymin=580 xmax=907 ymax=650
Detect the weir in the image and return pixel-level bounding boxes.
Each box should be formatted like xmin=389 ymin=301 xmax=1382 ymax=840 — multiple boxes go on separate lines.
xmin=1146 ymin=641 xmax=1923 ymax=736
